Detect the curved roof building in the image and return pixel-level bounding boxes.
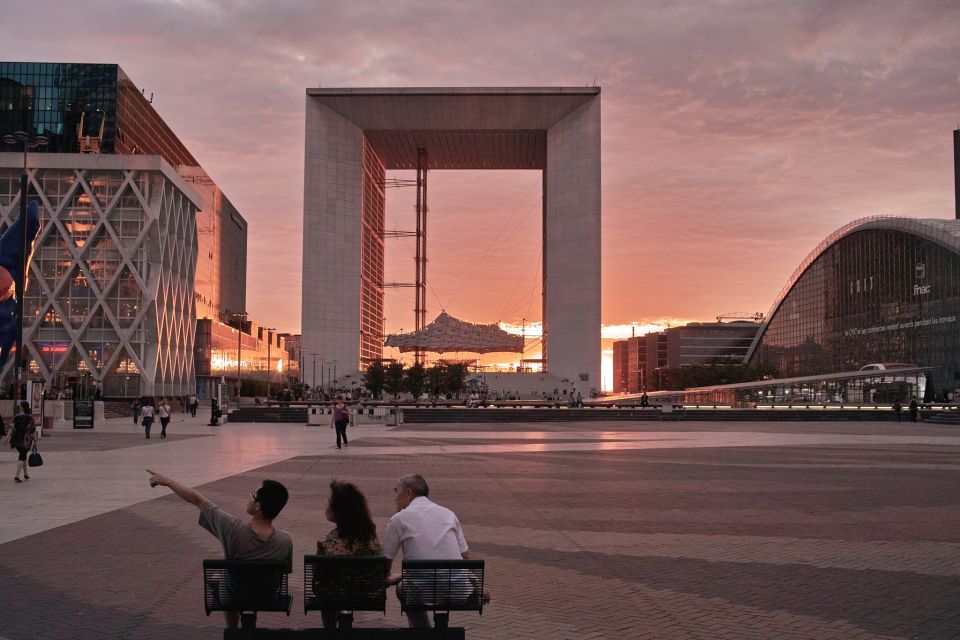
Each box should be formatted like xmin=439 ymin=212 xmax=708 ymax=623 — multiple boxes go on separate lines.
xmin=746 ymin=217 xmax=960 ymax=399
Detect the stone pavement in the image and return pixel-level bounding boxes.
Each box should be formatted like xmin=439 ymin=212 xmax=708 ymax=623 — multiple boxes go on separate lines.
xmin=2 ymin=415 xmax=960 ymax=639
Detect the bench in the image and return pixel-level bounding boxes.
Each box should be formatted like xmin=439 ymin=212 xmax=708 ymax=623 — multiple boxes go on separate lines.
xmin=203 ymin=559 xmax=292 ymax=630
xmin=210 ymin=557 xmax=484 ymax=639
xmin=304 ymin=555 xmax=390 ymax=628
xmin=399 ymin=559 xmax=485 ymax=629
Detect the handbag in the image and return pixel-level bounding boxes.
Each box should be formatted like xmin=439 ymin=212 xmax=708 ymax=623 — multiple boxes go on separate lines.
xmin=28 ymin=445 xmax=43 ymax=468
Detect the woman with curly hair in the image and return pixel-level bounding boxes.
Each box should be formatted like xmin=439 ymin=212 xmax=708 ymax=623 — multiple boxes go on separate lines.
xmin=316 ymin=480 xmax=382 ymax=628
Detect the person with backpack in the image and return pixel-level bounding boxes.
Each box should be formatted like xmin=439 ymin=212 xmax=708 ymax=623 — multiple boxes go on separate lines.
xmin=4 ymin=401 xmax=37 ymax=483
xmin=158 ymin=397 xmax=172 ymax=439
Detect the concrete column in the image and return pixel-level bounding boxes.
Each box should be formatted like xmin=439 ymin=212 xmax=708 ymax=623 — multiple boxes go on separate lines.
xmin=544 ymin=95 xmax=601 ymax=388
xmin=302 ymin=98 xmax=364 ymax=387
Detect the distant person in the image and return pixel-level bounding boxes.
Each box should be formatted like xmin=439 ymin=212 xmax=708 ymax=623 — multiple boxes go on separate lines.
xmin=158 ymin=397 xmax=172 ymax=439
xmin=315 ymin=480 xmax=382 ymax=628
xmin=188 ymin=393 xmax=199 ymax=418
xmin=575 ymin=391 xmax=583 ymax=408
xmin=131 ymin=397 xmax=141 ymax=424
xmin=382 ymin=474 xmax=490 ymax=628
xmin=640 ymin=392 xmax=649 ymax=408
xmin=892 ymin=398 xmax=902 ymax=422
xmin=146 ymin=470 xmax=292 ymax=629
xmin=5 ymin=401 xmax=37 ymax=483
xmin=909 ymin=397 xmax=919 ymax=423
xmin=140 ymin=398 xmax=155 ymax=439
xmin=331 ymin=400 xmax=350 ymax=449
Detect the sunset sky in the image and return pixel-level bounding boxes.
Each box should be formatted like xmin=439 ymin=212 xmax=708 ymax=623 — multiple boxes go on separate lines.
xmin=5 ymin=1 xmax=958 ymax=387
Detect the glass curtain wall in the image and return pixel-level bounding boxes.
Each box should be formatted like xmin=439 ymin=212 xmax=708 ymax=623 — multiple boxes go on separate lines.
xmin=751 ymin=229 xmax=960 ymax=397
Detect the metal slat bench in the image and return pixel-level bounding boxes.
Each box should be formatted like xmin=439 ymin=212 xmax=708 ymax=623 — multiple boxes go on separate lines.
xmin=203 ymin=559 xmax=292 ymax=630
xmin=213 ymin=557 xmax=485 ymax=639
xmin=304 ymin=555 xmax=390 ymax=628
xmin=399 ymin=559 xmax=485 ymax=629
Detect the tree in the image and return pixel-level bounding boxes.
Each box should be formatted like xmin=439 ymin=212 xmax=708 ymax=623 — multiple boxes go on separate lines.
xmin=363 ymin=361 xmax=387 ymax=400
xmin=426 ymin=364 xmax=446 ymax=400
xmin=444 ymin=363 xmax=469 ymax=398
xmin=384 ymin=362 xmax=406 ymax=401
xmin=405 ymin=362 xmax=426 ymax=400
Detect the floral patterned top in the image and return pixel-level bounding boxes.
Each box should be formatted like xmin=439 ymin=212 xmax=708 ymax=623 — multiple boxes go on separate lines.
xmin=317 ymin=528 xmax=381 ymax=556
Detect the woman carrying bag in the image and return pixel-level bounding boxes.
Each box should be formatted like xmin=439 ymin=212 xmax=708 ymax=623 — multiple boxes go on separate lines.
xmin=5 ymin=401 xmax=37 ymax=483
xmin=140 ymin=397 xmax=156 ymax=439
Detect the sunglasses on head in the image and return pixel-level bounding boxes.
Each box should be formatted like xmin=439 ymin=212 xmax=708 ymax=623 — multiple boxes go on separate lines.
xmin=250 ymin=490 xmax=259 ymax=502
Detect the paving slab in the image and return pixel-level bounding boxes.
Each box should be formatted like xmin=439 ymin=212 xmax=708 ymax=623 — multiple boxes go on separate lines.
xmin=1 ymin=418 xmax=959 ymax=639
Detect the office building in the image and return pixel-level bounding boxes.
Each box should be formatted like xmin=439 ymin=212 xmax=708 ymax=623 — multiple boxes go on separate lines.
xmin=747 ymin=217 xmax=960 ymax=398
xmin=0 ymin=62 xmax=247 ymax=395
xmin=303 ymin=87 xmax=601 ymax=388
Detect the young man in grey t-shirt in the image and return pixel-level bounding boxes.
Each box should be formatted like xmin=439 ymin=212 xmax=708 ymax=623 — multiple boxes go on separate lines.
xmin=146 ymin=469 xmax=293 ymax=628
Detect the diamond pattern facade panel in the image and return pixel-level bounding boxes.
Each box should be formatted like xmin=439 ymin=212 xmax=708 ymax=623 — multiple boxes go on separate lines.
xmin=0 ymin=155 xmax=198 ymax=397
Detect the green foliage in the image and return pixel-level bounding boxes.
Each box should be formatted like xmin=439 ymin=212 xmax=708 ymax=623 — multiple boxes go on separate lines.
xmin=363 ymin=361 xmax=387 ymax=400
xmin=443 ymin=363 xmax=469 ymax=398
xmin=652 ymin=362 xmax=778 ymax=391
xmin=240 ymin=379 xmax=268 ymax=397
xmin=384 ymin=362 xmax=406 ymax=400
xmin=426 ymin=365 xmax=445 ymax=399
xmin=405 ymin=362 xmax=426 ymax=400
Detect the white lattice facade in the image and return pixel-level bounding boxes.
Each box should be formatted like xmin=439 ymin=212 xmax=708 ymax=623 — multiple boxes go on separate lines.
xmin=0 ymin=154 xmax=199 ymax=397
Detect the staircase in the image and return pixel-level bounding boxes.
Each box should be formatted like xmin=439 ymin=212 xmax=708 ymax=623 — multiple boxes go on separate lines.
xmin=401 ymin=407 xmax=900 ymax=423
xmin=919 ymin=410 xmax=960 ymax=425
xmin=229 ymin=407 xmax=308 ymax=423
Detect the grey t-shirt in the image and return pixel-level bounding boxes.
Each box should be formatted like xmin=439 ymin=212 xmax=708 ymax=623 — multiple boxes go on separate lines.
xmin=199 ymin=500 xmax=293 ymax=567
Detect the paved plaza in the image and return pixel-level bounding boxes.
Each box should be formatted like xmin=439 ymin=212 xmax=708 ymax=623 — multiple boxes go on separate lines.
xmin=2 ymin=413 xmax=960 ymax=639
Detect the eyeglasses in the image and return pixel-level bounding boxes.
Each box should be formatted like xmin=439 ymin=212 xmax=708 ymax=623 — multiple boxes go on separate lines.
xmin=250 ymin=490 xmax=259 ymax=502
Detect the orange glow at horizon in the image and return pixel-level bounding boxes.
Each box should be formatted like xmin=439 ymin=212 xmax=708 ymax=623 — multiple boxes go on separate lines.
xmin=6 ymin=2 xmax=952 ymax=387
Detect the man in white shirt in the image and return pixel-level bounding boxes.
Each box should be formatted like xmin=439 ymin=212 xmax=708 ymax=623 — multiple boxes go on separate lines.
xmin=382 ymin=474 xmax=489 ymax=627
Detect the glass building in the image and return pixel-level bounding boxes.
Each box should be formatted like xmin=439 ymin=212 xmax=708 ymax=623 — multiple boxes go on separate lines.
xmin=0 ymin=154 xmax=199 ymax=397
xmin=195 ymin=319 xmax=298 ymax=399
xmin=0 ymin=62 xmax=249 ymax=397
xmin=747 ymin=217 xmax=960 ymax=400
xmin=0 ymin=62 xmax=247 ymax=323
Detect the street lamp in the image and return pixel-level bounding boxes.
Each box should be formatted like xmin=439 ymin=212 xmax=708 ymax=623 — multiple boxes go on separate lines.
xmin=3 ymin=131 xmax=48 ymax=405
xmin=311 ymin=353 xmax=318 ymax=394
xmin=264 ymin=327 xmax=275 ymax=401
xmin=227 ymin=310 xmax=247 ymax=407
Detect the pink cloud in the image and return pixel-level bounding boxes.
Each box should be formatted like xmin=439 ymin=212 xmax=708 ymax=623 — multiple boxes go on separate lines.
xmin=3 ymin=0 xmax=956 ymax=346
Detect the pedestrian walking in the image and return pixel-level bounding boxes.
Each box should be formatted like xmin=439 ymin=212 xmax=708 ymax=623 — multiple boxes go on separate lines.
xmin=140 ymin=398 xmax=156 ymax=439
xmin=909 ymin=397 xmax=919 ymax=423
xmin=892 ymin=398 xmax=902 ymax=422
xmin=131 ymin=397 xmax=141 ymax=424
xmin=158 ymin=397 xmax=172 ymax=439
xmin=188 ymin=393 xmax=199 ymax=418
xmin=331 ymin=399 xmax=350 ymax=449
xmin=4 ymin=402 xmax=37 ymax=483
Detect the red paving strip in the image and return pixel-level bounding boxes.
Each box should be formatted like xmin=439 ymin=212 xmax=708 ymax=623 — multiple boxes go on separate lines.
xmin=2 ymin=433 xmax=960 ymax=638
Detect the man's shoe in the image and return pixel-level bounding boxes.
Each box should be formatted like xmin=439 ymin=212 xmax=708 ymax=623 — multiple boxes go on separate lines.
xmin=23 ymin=474 xmax=29 ymax=480
xmin=14 ymin=477 xmax=22 ymax=483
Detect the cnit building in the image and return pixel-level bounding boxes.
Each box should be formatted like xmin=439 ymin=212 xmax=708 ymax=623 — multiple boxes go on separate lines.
xmin=615 ymin=216 xmax=960 ymax=400
xmin=0 ymin=62 xmax=267 ymax=398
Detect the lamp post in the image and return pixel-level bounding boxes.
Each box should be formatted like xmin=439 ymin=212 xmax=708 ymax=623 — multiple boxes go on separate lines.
xmin=3 ymin=131 xmax=48 ymax=405
xmin=311 ymin=354 xmax=318 ymax=395
xmin=265 ymin=327 xmax=275 ymax=401
xmin=227 ymin=311 xmax=247 ymax=407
